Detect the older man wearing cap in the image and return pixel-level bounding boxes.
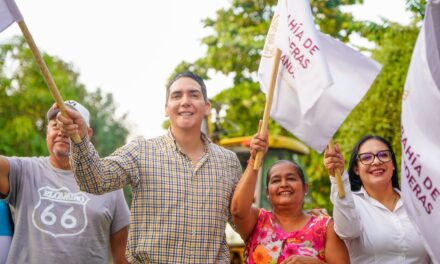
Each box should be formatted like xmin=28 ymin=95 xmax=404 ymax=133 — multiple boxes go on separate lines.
xmin=0 ymin=100 xmax=130 ymax=264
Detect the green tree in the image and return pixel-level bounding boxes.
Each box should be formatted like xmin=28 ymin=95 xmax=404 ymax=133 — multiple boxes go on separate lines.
xmin=300 ymin=20 xmax=420 ymax=211
xmin=175 ymin=0 xmax=366 ymax=142
xmin=406 ymin=0 xmax=427 ymax=17
xmin=334 ymin=22 xmax=419 ymax=167
xmin=83 ymin=89 xmax=130 ymax=156
xmin=1 ymin=36 xmax=132 ymax=204
xmin=197 ymin=0 xmax=363 ymax=84
xmin=0 ymin=36 xmax=130 ymax=157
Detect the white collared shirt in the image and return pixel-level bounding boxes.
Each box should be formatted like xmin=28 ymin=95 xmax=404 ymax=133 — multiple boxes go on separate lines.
xmin=330 ymin=173 xmax=431 ymax=264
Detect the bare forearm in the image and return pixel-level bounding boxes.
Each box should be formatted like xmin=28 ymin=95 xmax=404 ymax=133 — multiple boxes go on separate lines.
xmin=0 ymin=156 xmax=10 ymax=198
xmin=281 ymin=256 xmax=326 ymax=264
xmin=110 ymin=226 xmax=129 ymax=264
xmin=230 ymin=163 xmax=258 ymax=218
xmin=325 ymin=220 xmax=350 ymax=264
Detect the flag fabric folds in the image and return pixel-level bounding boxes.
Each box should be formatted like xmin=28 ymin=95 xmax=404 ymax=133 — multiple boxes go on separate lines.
xmin=258 ymin=0 xmax=382 ymax=152
xmin=273 ymin=0 xmax=333 ymax=114
xmin=401 ymin=1 xmax=440 ymax=262
xmin=0 ymin=0 xmax=23 ymax=32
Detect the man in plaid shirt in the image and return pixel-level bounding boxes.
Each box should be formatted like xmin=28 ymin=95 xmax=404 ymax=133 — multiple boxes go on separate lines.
xmin=57 ymin=71 xmax=243 ymax=263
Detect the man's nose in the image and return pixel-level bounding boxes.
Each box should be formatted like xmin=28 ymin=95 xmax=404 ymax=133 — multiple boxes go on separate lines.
xmin=180 ymin=94 xmax=191 ymax=106
xmin=57 ymin=129 xmax=68 ymax=138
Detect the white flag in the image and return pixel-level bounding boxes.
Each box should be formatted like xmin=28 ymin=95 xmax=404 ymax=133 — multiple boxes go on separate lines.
xmin=258 ymin=0 xmax=382 ymax=152
xmin=0 ymin=0 xmax=23 ymax=33
xmin=401 ymin=1 xmax=440 ymax=262
xmin=272 ymin=0 xmax=333 ymax=114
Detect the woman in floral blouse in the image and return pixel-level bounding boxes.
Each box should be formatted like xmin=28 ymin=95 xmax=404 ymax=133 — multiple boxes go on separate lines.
xmin=230 ymin=135 xmax=349 ymax=264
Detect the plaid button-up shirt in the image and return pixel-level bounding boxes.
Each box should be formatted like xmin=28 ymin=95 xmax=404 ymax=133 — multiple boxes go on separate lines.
xmin=71 ymin=131 xmax=242 ymax=263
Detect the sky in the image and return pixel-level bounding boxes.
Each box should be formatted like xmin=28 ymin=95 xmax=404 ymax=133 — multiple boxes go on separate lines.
xmin=1 ymin=0 xmax=412 ymax=140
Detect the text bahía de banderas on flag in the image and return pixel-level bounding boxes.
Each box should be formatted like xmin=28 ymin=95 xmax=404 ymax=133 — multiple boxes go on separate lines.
xmin=0 ymin=0 xmax=23 ymax=32
xmin=258 ymin=0 xmax=382 ymax=153
xmin=401 ymin=1 xmax=440 ymax=262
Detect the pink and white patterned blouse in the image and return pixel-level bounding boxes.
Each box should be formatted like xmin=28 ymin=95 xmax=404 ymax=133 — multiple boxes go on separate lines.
xmin=245 ymin=209 xmax=330 ymax=264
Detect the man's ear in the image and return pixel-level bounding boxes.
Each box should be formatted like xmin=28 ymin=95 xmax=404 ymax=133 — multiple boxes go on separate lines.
xmin=204 ymin=100 xmax=211 ymax=116
xmin=87 ymin=127 xmax=94 ymax=140
xmin=165 ymin=103 xmax=170 ymax=117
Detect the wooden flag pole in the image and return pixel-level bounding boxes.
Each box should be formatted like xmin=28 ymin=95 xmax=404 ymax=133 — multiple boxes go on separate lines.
xmin=253 ymin=48 xmax=282 ymax=170
xmin=327 ymin=141 xmax=345 ymax=198
xmin=17 ymin=20 xmax=81 ymax=143
xmin=253 ymin=48 xmax=346 ymax=198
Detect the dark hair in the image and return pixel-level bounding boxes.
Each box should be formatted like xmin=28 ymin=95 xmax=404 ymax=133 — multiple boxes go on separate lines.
xmin=266 ymin=160 xmax=306 ymax=188
xmin=348 ymin=135 xmax=399 ymax=191
xmin=166 ymin=71 xmax=208 ymax=103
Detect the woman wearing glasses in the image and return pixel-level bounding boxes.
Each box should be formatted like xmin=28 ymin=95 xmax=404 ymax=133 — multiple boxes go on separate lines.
xmin=324 ymin=135 xmax=431 ymax=263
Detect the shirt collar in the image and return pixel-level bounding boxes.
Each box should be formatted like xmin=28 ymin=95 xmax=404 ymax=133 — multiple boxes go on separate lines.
xmin=357 ymin=186 xmax=402 ymax=196
xmin=165 ymin=128 xmax=211 ymax=153
xmin=357 ymin=186 xmax=403 ymax=211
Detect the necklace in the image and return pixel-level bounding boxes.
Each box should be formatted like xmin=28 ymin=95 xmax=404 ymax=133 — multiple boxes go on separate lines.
xmin=386 ymin=193 xmax=400 ymax=212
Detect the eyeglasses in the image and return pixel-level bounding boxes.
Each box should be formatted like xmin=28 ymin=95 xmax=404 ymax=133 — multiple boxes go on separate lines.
xmin=357 ymin=150 xmax=393 ymax=165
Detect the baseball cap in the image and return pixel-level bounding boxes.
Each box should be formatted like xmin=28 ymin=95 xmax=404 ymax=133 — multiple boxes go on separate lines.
xmin=47 ymin=100 xmax=90 ymax=127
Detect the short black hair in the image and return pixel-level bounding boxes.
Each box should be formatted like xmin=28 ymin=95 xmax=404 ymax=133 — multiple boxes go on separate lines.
xmin=348 ymin=135 xmax=400 ymax=191
xmin=266 ymin=160 xmax=306 ymax=188
xmin=166 ymin=71 xmax=208 ymax=103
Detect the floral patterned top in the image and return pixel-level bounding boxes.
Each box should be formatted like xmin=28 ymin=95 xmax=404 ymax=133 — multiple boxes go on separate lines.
xmin=245 ymin=209 xmax=330 ymax=264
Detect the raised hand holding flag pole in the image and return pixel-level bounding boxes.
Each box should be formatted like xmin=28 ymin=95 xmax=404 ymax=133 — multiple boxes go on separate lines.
xmin=0 ymin=0 xmax=81 ymax=143
xmin=327 ymin=141 xmax=345 ymax=197
xmin=253 ymin=48 xmax=281 ymax=170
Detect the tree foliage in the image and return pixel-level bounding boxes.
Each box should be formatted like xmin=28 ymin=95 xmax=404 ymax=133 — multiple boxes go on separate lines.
xmin=0 ymin=36 xmax=129 ymax=157
xmin=303 ymin=23 xmax=419 ymax=210
xmin=83 ymin=89 xmax=130 ymax=156
xmin=335 ymin=22 xmax=419 ymax=165
xmin=190 ymin=0 xmax=366 ymax=141
xmin=406 ymin=0 xmax=427 ymax=17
